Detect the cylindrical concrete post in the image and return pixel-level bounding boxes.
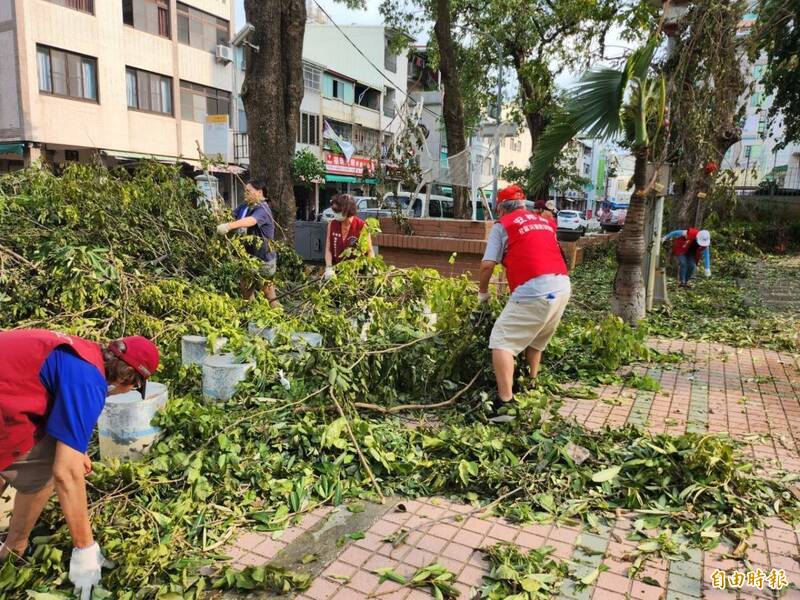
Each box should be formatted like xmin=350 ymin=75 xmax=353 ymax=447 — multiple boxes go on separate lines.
xmin=181 ymin=335 xmax=227 ymax=366
xmin=97 ymin=382 xmax=169 ymax=461
xmin=202 ymin=353 xmax=255 ymax=401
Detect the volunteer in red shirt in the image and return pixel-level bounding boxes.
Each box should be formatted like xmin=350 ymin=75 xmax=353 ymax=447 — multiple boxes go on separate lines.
xmin=323 ymin=193 xmax=374 ymax=281
xmin=478 ymin=185 xmax=571 ymax=422
xmin=0 ymin=329 xmax=159 ymax=598
xmin=663 ymin=227 xmax=711 ymax=287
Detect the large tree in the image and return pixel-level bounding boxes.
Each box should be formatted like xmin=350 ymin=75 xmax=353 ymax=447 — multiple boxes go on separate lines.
xmin=530 ymin=37 xmax=666 ymax=324
xmin=457 ymin=0 xmax=656 ymax=198
xmin=665 ymin=0 xmax=749 ymax=229
xmin=242 ymin=0 xmax=307 ymax=242
xmin=755 ymin=0 xmax=800 ymax=147
xmin=433 ymin=0 xmax=470 ymax=218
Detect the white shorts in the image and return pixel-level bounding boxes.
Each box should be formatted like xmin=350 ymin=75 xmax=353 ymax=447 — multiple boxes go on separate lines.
xmin=489 ymin=291 xmax=570 ymax=355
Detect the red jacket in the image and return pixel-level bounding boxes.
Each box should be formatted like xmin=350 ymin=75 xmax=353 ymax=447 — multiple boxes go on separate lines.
xmin=329 ymin=217 xmax=366 ymax=265
xmin=0 ymin=329 xmax=105 ymax=470
xmin=498 ymin=209 xmax=568 ymax=292
xmin=671 ymin=227 xmax=704 ymax=262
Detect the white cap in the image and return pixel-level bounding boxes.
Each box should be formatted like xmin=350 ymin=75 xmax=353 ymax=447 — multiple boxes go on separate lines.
xmin=696 ymin=229 xmax=711 ymax=247
xmin=545 ymin=200 xmax=557 ymax=211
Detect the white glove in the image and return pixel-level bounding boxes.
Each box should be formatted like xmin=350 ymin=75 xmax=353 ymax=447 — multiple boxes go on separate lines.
xmin=704 ymin=268 xmax=711 ymax=277
xmin=661 ymin=235 xmax=668 ymax=243
xmin=323 ymin=267 xmax=335 ymax=281
xmin=70 ymin=543 xmax=114 ymax=600
xmin=477 ymin=291 xmax=490 ymax=304
xmin=216 ymin=223 xmax=231 ymax=235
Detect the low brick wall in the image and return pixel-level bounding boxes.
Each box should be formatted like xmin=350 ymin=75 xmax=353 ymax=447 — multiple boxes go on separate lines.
xmin=374 ymin=217 xmax=618 ymax=280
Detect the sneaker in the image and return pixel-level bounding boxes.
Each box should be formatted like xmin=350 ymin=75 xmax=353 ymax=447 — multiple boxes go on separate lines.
xmin=488 ymin=396 xmax=516 ymax=423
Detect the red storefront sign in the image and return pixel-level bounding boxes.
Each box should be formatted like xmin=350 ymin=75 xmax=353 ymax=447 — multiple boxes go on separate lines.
xmin=324 ymin=151 xmax=376 ymax=177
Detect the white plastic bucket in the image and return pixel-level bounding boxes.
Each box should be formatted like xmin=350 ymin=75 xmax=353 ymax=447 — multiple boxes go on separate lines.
xmin=202 ymin=353 xmax=255 ymax=401
xmin=181 ymin=335 xmax=227 ymax=366
xmin=98 ymin=382 xmax=168 ymax=461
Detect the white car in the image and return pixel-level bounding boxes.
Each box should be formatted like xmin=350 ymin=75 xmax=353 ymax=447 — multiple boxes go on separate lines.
xmin=557 ymin=210 xmax=588 ymax=234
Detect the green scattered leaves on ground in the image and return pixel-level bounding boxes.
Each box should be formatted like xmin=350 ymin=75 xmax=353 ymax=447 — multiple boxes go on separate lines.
xmin=375 ymin=563 xmax=460 ymax=599
xmin=623 ymin=372 xmax=661 ymax=392
xmin=479 ymin=542 xmax=568 ymax=599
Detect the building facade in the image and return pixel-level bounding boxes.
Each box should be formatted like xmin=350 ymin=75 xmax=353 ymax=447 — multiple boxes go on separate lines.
xmin=722 ymin=10 xmax=800 ymax=189
xmin=0 ymin=0 xmax=243 ymax=200
xmin=232 ymin=22 xmax=408 ymax=219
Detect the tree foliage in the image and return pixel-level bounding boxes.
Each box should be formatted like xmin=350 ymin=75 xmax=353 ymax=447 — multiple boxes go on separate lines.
xmin=754 ymin=0 xmax=800 ymax=147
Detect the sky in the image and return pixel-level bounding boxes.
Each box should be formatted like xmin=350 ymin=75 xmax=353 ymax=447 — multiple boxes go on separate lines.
xmin=234 ymin=0 xmax=383 ymax=30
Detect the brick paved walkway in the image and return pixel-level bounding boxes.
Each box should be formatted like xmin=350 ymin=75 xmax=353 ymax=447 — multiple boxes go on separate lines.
xmin=226 ymin=340 xmax=800 ymax=599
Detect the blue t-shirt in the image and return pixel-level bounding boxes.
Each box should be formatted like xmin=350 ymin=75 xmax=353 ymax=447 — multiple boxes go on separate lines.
xmin=39 ymin=347 xmax=107 ymax=453
xmin=245 ymin=202 xmax=276 ymax=262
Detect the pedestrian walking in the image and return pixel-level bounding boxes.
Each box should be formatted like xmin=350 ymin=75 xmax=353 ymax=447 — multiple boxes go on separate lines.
xmin=216 ymin=179 xmax=280 ymax=307
xmin=663 ymin=227 xmax=711 ymax=287
xmin=0 ymin=329 xmax=159 ymax=598
xmin=478 ymin=185 xmax=571 ymax=422
xmin=323 ymin=194 xmax=374 ymax=281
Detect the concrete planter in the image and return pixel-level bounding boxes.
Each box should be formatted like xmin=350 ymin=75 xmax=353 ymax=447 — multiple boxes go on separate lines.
xmin=202 ymin=353 xmax=255 ymax=401
xmin=248 ymin=322 xmax=277 ymax=343
xmin=98 ymin=382 xmax=168 ymax=461
xmin=181 ymin=335 xmax=227 ymax=366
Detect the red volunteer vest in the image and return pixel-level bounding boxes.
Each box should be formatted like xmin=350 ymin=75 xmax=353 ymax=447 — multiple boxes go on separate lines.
xmin=498 ymin=209 xmax=568 ymax=292
xmin=329 ymin=217 xmax=366 ymax=265
xmin=671 ymin=227 xmax=704 ymax=261
xmin=0 ymin=329 xmax=105 ymax=470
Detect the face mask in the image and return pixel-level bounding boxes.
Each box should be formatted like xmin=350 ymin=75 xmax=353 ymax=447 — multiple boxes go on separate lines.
xmin=332 ymin=212 xmax=346 ymax=222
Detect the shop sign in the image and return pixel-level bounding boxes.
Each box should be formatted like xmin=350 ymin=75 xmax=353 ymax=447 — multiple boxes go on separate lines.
xmin=324 ymin=151 xmax=376 ymax=177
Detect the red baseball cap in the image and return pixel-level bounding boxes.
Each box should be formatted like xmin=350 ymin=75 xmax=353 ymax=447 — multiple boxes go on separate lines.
xmin=533 ymin=199 xmax=547 ymax=210
xmin=109 ymin=336 xmax=160 ymax=398
xmin=497 ymin=185 xmax=526 ymax=204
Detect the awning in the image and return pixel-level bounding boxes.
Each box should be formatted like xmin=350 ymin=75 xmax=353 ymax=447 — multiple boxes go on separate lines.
xmin=325 ymin=174 xmax=377 ymax=184
xmin=102 ymin=150 xmax=184 ymax=164
xmin=0 ymin=142 xmax=24 ymax=156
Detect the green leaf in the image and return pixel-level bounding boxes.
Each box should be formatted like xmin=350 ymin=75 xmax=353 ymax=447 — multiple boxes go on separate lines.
xmin=591 ymin=465 xmax=622 ymax=483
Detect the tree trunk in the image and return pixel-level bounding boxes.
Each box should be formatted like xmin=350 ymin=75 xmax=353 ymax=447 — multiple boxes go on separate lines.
xmin=434 ymin=0 xmax=469 ymax=219
xmin=611 ymin=150 xmax=648 ymax=324
xmin=242 ymin=0 xmax=306 ymax=242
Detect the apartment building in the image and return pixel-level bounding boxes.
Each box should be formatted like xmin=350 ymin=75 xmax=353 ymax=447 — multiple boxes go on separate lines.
xmin=0 ymin=0 xmax=241 ymax=201
xmin=232 ymin=23 xmax=408 ymax=219
xmin=722 ymin=10 xmax=800 ymax=189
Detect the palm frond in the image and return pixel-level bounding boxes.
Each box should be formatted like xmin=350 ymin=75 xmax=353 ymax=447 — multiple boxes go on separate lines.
xmin=569 ymin=67 xmax=628 ymax=139
xmin=529 ymin=112 xmax=580 ymax=195
xmin=627 ymin=34 xmax=660 ymax=81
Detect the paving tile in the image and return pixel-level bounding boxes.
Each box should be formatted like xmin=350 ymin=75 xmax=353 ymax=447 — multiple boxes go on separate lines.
xmin=668 ymin=572 xmax=702 ymax=598
xmin=347 ymin=569 xmax=381 ymax=594
xmin=305 ymin=578 xmax=340 ymax=600
xmin=441 ymin=542 xmax=474 ymax=562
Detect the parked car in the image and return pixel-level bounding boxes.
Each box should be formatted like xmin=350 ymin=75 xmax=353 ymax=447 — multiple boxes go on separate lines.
xmin=557 ymin=210 xmax=588 ymax=235
xmin=599 ymin=206 xmax=627 ymax=232
xmin=320 ymin=196 xmax=412 ymax=222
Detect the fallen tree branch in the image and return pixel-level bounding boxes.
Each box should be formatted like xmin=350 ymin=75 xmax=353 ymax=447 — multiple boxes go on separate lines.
xmin=353 ymin=369 xmax=482 ymax=414
xmin=329 ymin=387 xmax=386 ymax=504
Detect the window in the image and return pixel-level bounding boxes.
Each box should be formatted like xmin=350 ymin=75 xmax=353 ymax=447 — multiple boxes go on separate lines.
xmin=122 ymin=0 xmax=170 ymax=38
xmin=237 ymin=97 xmax=247 ymax=131
xmin=353 ymin=125 xmax=380 ymax=154
xmin=37 ymin=45 xmax=97 ymax=101
xmin=65 ymin=150 xmax=80 ymax=161
xmin=298 ymin=113 xmax=320 ymax=146
xmin=126 ymin=67 xmax=173 ymax=115
xmin=45 ymin=0 xmax=94 ymax=14
xmin=384 ymin=87 xmax=396 ymax=117
xmin=384 ymin=35 xmax=397 ymax=72
xmin=752 ymin=65 xmax=764 ymax=80
xmin=750 ymin=91 xmax=763 ymax=107
xmin=303 ymin=63 xmax=321 ymax=92
xmin=177 ymin=2 xmax=230 ymax=51
xmin=323 ymin=73 xmax=354 ymax=104
xmin=757 ymin=116 xmax=767 ymax=135
xmin=179 ymin=80 xmax=230 ymax=122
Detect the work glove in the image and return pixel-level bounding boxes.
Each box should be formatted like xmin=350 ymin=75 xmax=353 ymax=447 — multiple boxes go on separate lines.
xmin=70 ymin=543 xmax=114 ymax=600
xmin=704 ymin=268 xmax=711 ymax=278
xmin=477 ymin=291 xmax=490 ymax=304
xmin=323 ymin=267 xmax=335 ymax=281
xmin=216 ymin=223 xmax=231 ymax=235
xmin=661 ymin=235 xmax=668 ymax=243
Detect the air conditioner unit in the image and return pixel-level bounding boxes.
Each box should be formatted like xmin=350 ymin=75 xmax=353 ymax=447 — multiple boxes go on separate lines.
xmin=216 ymin=44 xmax=233 ymax=63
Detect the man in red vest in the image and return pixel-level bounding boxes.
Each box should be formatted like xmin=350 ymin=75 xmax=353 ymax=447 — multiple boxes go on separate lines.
xmin=478 ymin=185 xmax=571 ymax=421
xmin=0 ymin=329 xmax=159 ymax=598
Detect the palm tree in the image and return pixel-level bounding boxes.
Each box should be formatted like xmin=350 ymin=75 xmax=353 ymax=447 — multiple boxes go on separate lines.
xmin=530 ymin=37 xmax=666 ymax=324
